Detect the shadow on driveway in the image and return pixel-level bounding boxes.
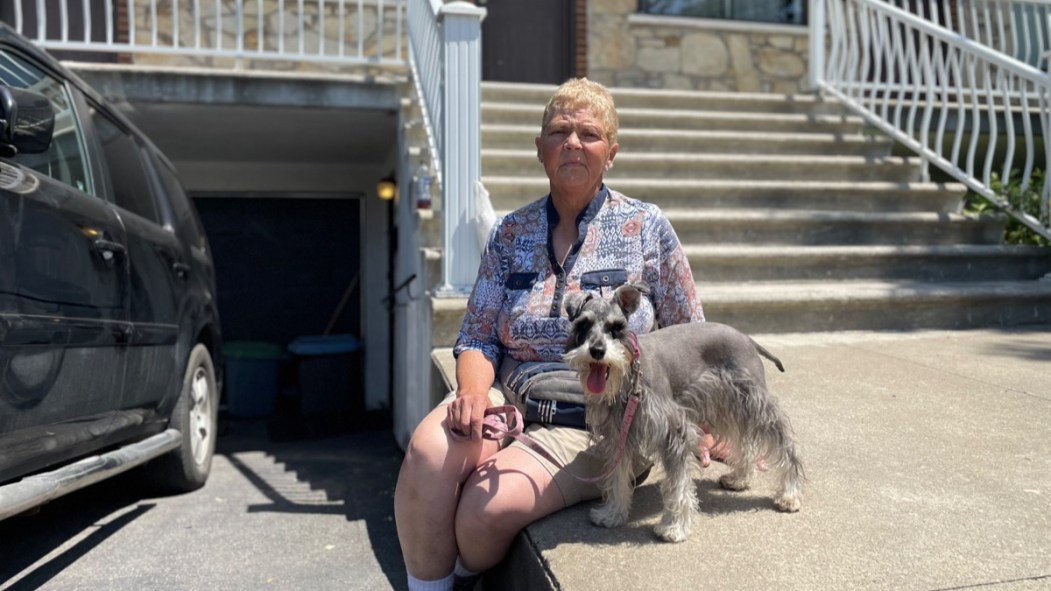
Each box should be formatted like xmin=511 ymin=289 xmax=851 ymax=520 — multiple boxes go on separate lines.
xmin=218 ymin=416 xmax=407 ymax=590
xmin=0 ymin=416 xmax=408 ymax=591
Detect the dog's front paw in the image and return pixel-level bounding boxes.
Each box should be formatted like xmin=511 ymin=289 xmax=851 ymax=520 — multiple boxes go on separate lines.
xmin=590 ymin=503 xmax=628 ymax=528
xmin=774 ymin=494 xmax=802 ymax=512
xmin=653 ymin=518 xmax=690 ymax=543
xmin=719 ymin=473 xmax=751 ymax=491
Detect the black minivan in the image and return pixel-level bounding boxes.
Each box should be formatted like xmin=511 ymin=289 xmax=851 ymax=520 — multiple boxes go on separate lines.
xmin=0 ymin=23 xmax=222 ymax=519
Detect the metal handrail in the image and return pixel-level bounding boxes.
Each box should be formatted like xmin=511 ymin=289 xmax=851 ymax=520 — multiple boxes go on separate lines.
xmin=407 ymin=0 xmax=486 ymax=295
xmin=407 ymin=0 xmax=444 ymax=190
xmin=12 ymin=0 xmax=406 ymax=67
xmin=810 ymin=0 xmax=1051 ymax=240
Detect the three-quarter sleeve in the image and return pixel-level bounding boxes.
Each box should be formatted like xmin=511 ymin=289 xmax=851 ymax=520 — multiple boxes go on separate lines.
xmin=645 ymin=207 xmax=705 ymax=327
xmin=453 ymin=223 xmax=506 ymax=366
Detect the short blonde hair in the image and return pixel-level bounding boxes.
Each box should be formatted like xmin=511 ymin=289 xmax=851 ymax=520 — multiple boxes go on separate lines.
xmin=541 ymin=78 xmax=619 ymax=145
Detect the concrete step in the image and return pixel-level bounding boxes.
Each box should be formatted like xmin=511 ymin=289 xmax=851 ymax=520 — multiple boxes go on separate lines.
xmin=483 ymin=151 xmax=923 ymax=182
xmin=482 ymin=81 xmax=851 ymax=115
xmin=481 ymin=178 xmax=967 ymax=213
xmin=686 ymin=244 xmax=1051 ymax=282
xmin=700 ymin=279 xmax=1051 ymax=333
xmin=432 ymin=296 xmax=470 ymax=348
xmin=482 ymin=125 xmax=895 ymax=156
xmin=429 ymin=278 xmax=1051 ymax=346
xmin=420 ymin=242 xmax=1049 ymax=292
xmin=663 ymin=209 xmax=1006 ymax=245
xmin=483 ymin=103 xmax=866 ymax=134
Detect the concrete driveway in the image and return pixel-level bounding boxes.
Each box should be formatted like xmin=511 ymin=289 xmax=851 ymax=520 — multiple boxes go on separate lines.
xmin=0 ymin=421 xmax=407 ymax=591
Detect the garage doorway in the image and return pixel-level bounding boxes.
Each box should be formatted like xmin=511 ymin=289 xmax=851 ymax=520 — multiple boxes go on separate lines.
xmin=193 ymin=194 xmax=366 ymax=426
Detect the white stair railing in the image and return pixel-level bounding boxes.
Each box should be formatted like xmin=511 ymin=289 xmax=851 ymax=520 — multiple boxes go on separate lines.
xmin=11 ymin=0 xmax=406 ymax=67
xmin=406 ymin=0 xmax=486 ymax=296
xmin=810 ymin=0 xmax=1051 ymax=240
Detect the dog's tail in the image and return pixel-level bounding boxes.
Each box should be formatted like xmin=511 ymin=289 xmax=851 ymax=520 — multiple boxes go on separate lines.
xmin=750 ymin=339 xmax=785 ymax=373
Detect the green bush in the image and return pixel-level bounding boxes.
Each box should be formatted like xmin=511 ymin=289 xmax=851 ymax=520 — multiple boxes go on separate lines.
xmin=965 ymin=169 xmax=1050 ymax=247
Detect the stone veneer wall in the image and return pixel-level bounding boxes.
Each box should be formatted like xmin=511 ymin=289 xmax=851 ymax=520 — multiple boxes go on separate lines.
xmin=588 ymin=0 xmax=811 ymax=93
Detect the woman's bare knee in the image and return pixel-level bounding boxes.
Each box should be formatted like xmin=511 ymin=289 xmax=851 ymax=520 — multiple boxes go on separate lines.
xmin=453 ymin=448 xmax=566 ymax=571
xmin=454 ymin=474 xmax=527 ymax=571
xmin=456 ymin=472 xmax=523 ymax=540
xmin=396 ymin=406 xmax=499 ymax=579
xmin=401 ymin=407 xmax=494 ymax=483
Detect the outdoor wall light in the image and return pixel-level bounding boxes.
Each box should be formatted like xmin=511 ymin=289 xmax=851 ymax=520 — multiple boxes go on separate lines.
xmin=377 ymin=172 xmax=397 ymax=201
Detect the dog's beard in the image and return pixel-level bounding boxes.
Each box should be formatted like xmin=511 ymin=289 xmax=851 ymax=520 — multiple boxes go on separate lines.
xmin=563 ymin=340 xmax=632 ymax=405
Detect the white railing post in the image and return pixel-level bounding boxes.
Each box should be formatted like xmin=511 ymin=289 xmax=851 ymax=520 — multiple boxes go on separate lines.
xmin=808 ymin=0 xmax=826 ymax=91
xmin=435 ymin=1 xmax=486 ymax=297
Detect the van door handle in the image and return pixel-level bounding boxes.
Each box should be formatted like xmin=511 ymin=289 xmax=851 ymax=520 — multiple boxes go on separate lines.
xmin=172 ymin=262 xmax=190 ymax=280
xmin=112 ymin=323 xmax=133 ymax=344
xmin=93 ymin=239 xmax=127 ymax=265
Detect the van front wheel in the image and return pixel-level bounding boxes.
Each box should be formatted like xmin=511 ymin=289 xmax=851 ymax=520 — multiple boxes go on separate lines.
xmin=146 ymin=343 xmax=218 ymax=492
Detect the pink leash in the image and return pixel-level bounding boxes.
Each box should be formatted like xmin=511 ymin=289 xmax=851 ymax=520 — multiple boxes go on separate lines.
xmin=452 ymin=333 xmax=644 ymax=484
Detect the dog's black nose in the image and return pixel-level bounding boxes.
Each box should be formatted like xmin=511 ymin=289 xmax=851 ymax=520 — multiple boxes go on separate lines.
xmin=589 ymin=344 xmax=605 ymax=359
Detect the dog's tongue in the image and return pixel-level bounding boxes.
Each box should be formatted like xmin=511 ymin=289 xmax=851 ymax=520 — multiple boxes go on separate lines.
xmin=586 ymin=363 xmax=607 ymax=394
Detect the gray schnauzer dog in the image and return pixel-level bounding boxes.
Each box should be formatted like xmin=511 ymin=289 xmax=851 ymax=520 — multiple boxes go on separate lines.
xmin=563 ymin=282 xmax=804 ymax=543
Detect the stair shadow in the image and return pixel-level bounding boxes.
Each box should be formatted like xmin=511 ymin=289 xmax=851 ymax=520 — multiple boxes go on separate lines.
xmin=217 ymin=418 xmax=407 ymax=591
xmin=984 ymin=327 xmax=1051 ymax=362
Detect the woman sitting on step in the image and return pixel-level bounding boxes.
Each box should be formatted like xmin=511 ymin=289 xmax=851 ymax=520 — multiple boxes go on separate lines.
xmin=394 ymin=78 xmax=708 ymax=591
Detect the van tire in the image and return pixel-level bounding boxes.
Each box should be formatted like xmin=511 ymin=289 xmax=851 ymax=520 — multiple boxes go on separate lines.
xmin=145 ymin=343 xmax=218 ymax=492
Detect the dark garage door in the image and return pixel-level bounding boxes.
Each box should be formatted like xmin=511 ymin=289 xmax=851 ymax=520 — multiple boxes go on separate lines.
xmin=193 ymin=196 xmax=362 ymax=348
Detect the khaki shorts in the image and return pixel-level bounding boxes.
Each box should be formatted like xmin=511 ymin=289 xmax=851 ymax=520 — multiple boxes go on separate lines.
xmin=440 ymin=388 xmax=605 ymax=505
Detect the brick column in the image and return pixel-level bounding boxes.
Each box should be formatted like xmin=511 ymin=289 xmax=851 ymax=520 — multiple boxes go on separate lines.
xmin=575 ymin=0 xmax=588 ymax=78
xmin=115 ymin=0 xmax=131 ymax=64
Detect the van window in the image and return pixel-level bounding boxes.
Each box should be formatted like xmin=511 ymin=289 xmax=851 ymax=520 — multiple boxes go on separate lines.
xmin=89 ymin=108 xmax=161 ymax=225
xmin=145 ymin=151 xmax=206 ymax=247
xmin=0 ymin=49 xmax=92 ymax=193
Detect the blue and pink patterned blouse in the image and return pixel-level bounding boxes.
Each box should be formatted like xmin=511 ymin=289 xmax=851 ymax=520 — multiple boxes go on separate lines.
xmin=454 ymin=185 xmax=705 ymax=366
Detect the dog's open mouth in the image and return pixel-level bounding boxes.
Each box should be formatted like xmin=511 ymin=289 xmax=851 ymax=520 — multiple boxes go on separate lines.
xmin=586 ymin=363 xmax=609 ymax=395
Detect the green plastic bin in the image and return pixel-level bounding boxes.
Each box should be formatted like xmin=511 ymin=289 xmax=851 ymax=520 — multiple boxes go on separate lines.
xmin=222 ymin=341 xmax=286 ymax=418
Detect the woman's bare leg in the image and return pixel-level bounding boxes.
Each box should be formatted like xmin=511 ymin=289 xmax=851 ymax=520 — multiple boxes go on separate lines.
xmin=697 ymin=428 xmax=767 ymax=471
xmin=394 ymin=404 xmax=501 ymax=580
xmin=454 ymin=446 xmax=567 ymax=572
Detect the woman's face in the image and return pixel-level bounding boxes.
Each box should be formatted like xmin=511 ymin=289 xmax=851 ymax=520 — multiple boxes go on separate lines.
xmin=535 ymin=107 xmax=618 ymax=197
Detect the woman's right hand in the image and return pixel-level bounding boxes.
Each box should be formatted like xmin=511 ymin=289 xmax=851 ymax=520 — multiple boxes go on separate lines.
xmin=447 ymin=390 xmax=491 ymax=441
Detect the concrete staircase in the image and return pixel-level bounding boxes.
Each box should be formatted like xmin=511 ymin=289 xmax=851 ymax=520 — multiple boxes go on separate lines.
xmin=428 ymin=81 xmax=1051 ymax=350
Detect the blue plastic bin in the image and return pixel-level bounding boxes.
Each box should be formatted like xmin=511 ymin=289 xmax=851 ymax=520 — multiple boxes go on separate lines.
xmin=222 ymin=341 xmax=286 ymax=418
xmin=288 ymin=333 xmax=363 ymax=415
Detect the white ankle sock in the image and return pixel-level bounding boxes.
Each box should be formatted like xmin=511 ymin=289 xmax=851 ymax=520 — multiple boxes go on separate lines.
xmin=453 ymin=558 xmax=479 ymax=578
xmin=406 ymin=572 xmax=454 ymax=591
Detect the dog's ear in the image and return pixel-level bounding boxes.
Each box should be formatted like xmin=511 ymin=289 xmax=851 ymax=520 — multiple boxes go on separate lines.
xmin=613 ymin=282 xmax=648 ymax=316
xmin=564 ymin=291 xmax=594 ymax=321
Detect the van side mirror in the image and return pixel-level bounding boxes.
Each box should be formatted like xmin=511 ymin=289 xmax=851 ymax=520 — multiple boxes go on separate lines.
xmin=0 ymin=86 xmax=55 ymax=156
